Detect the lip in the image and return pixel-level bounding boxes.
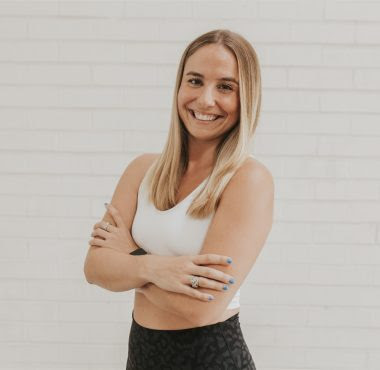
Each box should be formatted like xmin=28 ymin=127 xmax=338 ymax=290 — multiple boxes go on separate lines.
xmin=188 ymin=109 xmax=224 ymax=119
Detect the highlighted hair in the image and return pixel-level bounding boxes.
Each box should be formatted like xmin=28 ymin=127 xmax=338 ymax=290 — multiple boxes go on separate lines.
xmin=146 ymin=29 xmax=262 ymax=219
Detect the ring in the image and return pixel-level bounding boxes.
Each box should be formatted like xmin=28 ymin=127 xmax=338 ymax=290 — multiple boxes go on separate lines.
xmin=101 ymin=222 xmax=110 ymax=232
xmin=189 ymin=275 xmax=199 ymax=289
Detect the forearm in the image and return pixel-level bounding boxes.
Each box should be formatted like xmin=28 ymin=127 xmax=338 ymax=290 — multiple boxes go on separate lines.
xmin=84 ymin=247 xmax=155 ymax=292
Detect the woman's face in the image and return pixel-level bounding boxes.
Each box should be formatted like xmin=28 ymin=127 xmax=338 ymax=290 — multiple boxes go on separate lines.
xmin=177 ymin=44 xmax=240 ymax=144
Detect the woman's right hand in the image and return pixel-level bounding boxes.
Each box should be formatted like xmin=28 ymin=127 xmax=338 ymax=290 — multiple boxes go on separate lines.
xmin=145 ymin=254 xmax=235 ymax=302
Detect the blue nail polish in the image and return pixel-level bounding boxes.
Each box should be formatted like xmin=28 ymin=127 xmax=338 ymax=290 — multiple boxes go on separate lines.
xmin=227 ymin=257 xmax=232 ymax=264
xmin=229 ymin=278 xmax=235 ymax=284
xmin=223 ymin=285 xmax=228 ymax=290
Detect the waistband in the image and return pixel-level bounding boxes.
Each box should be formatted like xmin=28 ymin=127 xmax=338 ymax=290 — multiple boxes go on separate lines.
xmin=131 ymin=310 xmax=239 ymax=334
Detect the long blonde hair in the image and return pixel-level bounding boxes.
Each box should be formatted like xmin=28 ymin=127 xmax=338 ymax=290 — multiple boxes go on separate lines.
xmin=145 ymin=29 xmax=262 ymax=219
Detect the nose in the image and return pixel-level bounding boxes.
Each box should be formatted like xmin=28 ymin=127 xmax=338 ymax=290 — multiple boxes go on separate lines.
xmin=197 ymin=85 xmax=216 ymax=108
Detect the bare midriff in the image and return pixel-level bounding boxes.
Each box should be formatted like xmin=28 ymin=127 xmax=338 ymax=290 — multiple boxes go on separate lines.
xmin=133 ymin=292 xmax=240 ymax=330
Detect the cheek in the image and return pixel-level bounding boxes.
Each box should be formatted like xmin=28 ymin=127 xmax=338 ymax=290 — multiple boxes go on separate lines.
xmin=224 ymin=100 xmax=239 ymax=116
xmin=180 ymin=85 xmax=198 ymax=100
xmin=231 ymin=96 xmax=240 ymax=116
xmin=177 ymin=88 xmax=183 ymax=104
xmin=177 ymin=89 xmax=190 ymax=108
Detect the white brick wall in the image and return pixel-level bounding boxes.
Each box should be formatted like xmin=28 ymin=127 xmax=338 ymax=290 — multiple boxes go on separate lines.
xmin=0 ymin=1 xmax=379 ymax=369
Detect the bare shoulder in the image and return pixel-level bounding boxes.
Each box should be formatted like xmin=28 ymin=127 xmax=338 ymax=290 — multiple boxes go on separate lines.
xmin=128 ymin=152 xmax=161 ymax=188
xmin=244 ymin=156 xmax=274 ymax=185
xmin=100 ymin=152 xmax=160 ymax=231
xmin=222 ymin=156 xmax=275 ymax=203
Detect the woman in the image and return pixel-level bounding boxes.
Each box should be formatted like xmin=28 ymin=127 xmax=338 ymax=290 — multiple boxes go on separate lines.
xmin=84 ymin=29 xmax=274 ymax=369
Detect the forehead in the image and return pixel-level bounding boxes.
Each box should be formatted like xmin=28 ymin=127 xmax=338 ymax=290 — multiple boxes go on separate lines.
xmin=184 ymin=44 xmax=238 ymax=79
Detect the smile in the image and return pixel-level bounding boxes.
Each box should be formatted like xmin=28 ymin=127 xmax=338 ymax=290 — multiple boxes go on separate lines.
xmin=189 ymin=109 xmax=223 ymax=122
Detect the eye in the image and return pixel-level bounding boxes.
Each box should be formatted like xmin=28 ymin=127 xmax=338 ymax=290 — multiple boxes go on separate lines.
xmin=187 ymin=79 xmax=233 ymax=91
xmin=220 ymin=84 xmax=233 ymax=91
xmin=188 ymin=78 xmax=201 ymax=85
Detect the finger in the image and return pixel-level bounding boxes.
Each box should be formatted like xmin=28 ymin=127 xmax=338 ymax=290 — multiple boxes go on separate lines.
xmin=185 ymin=275 xmax=228 ymax=292
xmin=107 ymin=204 xmax=125 ymax=229
xmin=182 ymin=285 xmax=215 ymax=302
xmin=189 ymin=275 xmax=229 ymax=292
xmin=193 ymin=253 xmax=233 ymax=266
xmin=91 ymin=228 xmax=110 ymax=239
xmin=93 ymin=222 xmax=116 ymax=233
xmin=193 ymin=266 xmax=234 ymax=285
xmin=89 ymin=237 xmax=106 ymax=247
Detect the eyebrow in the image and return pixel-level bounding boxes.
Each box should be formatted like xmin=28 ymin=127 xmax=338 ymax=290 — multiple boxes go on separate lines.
xmin=185 ymin=71 xmax=239 ymax=85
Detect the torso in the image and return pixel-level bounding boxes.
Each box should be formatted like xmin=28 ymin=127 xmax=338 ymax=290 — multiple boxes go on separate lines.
xmin=133 ymin=296 xmax=240 ymax=330
xmin=132 ymin=153 xmax=256 ymax=329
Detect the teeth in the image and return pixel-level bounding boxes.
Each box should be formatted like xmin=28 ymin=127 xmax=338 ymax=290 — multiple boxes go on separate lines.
xmin=192 ymin=110 xmax=219 ymax=121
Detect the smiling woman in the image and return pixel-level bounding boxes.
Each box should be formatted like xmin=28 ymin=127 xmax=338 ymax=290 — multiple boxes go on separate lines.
xmin=177 ymin=44 xmax=241 ymax=141
xmin=84 ymin=28 xmax=272 ymax=370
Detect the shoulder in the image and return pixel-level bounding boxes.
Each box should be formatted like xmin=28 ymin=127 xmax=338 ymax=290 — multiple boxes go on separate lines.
xmin=243 ymin=156 xmax=274 ymax=183
xmin=95 ymin=153 xmax=160 ymax=234
xmin=129 ymin=152 xmax=160 ymax=170
xmin=125 ymin=152 xmax=160 ymax=188
xmin=221 ymin=156 xmax=274 ymax=205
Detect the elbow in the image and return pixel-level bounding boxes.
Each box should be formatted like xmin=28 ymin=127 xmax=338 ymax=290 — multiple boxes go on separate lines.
xmin=83 ymin=250 xmax=97 ymax=285
xmin=83 ymin=261 xmax=94 ymax=285
xmin=82 ymin=254 xmax=129 ymax=293
xmin=83 ymin=263 xmax=116 ymax=292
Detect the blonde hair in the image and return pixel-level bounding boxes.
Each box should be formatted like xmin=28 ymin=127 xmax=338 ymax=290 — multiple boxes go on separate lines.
xmin=145 ymin=29 xmax=262 ymax=219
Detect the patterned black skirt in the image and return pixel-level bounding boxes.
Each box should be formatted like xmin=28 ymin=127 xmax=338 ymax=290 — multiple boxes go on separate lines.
xmin=126 ymin=310 xmax=256 ymax=370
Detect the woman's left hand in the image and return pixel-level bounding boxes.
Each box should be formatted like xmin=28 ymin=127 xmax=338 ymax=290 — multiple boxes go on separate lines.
xmin=89 ymin=204 xmax=136 ymax=255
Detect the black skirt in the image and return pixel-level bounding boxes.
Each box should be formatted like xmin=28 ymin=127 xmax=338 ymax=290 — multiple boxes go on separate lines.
xmin=126 ymin=310 xmax=256 ymax=370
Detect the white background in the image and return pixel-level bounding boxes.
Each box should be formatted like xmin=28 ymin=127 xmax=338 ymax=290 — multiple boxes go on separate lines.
xmin=0 ymin=0 xmax=380 ymax=369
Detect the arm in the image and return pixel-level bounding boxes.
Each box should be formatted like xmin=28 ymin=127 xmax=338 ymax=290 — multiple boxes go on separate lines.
xmin=83 ymin=153 xmax=159 ymax=291
xmin=84 ymin=247 xmax=152 ymax=292
xmin=141 ymin=161 xmax=275 ymax=326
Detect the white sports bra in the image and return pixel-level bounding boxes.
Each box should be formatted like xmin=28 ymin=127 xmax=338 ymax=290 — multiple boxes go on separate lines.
xmin=130 ymin=156 xmax=257 ymax=310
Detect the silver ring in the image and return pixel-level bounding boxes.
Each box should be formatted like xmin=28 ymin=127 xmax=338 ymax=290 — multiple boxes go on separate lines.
xmin=101 ymin=222 xmax=110 ymax=232
xmin=190 ymin=275 xmax=199 ymax=289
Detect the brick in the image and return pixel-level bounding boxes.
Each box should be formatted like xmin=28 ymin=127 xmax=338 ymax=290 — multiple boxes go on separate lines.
xmin=291 ymin=22 xmax=355 ymax=44
xmin=354 ymin=69 xmax=380 ymax=90
xmin=289 ymin=68 xmax=353 ymax=89
xmin=259 ymin=0 xmax=324 ymax=20
xmin=326 ymin=0 xmax=380 ymax=21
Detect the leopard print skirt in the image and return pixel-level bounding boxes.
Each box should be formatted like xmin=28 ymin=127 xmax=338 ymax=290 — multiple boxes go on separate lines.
xmin=126 ymin=310 xmax=256 ymax=370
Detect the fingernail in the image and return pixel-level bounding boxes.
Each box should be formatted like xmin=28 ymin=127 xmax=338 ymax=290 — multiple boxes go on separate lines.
xmin=208 ymin=295 xmax=214 ymax=301
xmin=223 ymin=285 xmax=228 ymax=290
xmin=104 ymin=202 xmax=109 ymax=209
xmin=227 ymin=257 xmax=232 ymax=264
xmin=229 ymin=278 xmax=235 ymax=284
